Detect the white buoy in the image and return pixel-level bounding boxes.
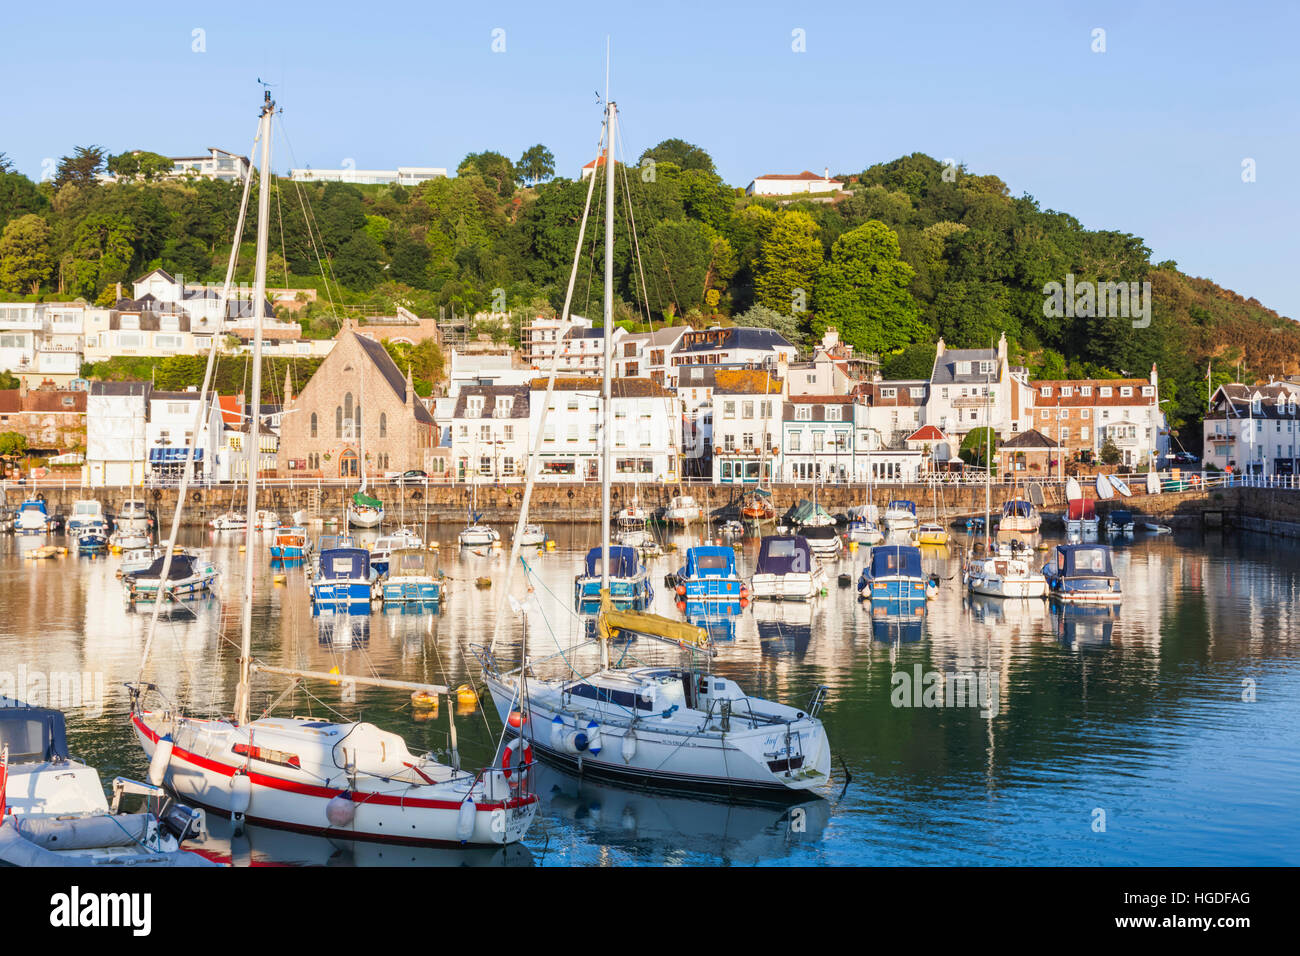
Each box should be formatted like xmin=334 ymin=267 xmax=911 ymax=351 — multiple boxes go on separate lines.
xmin=326 ymin=793 xmax=356 ymax=827
xmin=586 ymin=720 xmax=602 ymax=757
xmin=550 ymin=714 xmax=565 ymax=748
xmin=456 ymin=796 xmax=476 ymax=842
xmin=621 ymin=730 xmax=637 ymax=764
xmin=230 ymin=771 xmax=252 ymax=817
xmin=147 ymin=734 xmax=174 ymax=787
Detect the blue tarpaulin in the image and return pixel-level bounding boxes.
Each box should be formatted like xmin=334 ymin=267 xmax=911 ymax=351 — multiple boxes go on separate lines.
xmin=149 ymin=448 xmax=203 ymax=462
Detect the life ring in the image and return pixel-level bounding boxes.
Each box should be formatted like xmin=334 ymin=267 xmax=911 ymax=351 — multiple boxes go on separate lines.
xmin=35 ymin=492 xmax=45 ymax=502
xmin=411 ymin=490 xmax=423 ymax=500
xmin=501 ymin=737 xmax=533 ymax=786
xmin=191 ymin=491 xmax=201 ymax=502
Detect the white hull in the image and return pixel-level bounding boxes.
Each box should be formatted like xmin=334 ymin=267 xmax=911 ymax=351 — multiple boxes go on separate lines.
xmin=348 ymin=506 xmax=384 ymax=529
xmin=459 ymin=526 xmax=500 ymax=547
xmin=750 ymin=565 xmax=827 ymax=601
xmin=483 ymin=673 xmax=830 ymax=794
xmin=132 ymin=712 xmax=535 ymax=846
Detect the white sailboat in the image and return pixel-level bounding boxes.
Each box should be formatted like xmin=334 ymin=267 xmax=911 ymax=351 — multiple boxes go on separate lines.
xmin=129 ymin=91 xmax=536 ymax=848
xmin=346 ymin=368 xmax=384 ymax=529
xmin=478 ymin=84 xmax=830 ymax=796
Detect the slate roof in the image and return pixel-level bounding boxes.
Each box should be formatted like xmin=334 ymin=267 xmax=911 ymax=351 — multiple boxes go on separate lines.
xmin=453 ymin=384 xmax=530 ymax=419
xmin=89 ymin=381 xmax=151 ymax=397
xmin=354 ymin=332 xmax=434 ymax=424
xmin=1000 ymin=428 xmax=1059 ymax=449
xmin=677 ymin=327 xmax=794 ymax=353
xmin=930 ymin=348 xmax=1000 ymax=385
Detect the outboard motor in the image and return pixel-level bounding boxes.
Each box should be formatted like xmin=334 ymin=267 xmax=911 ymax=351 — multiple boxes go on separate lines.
xmin=159 ymin=798 xmax=204 ymax=844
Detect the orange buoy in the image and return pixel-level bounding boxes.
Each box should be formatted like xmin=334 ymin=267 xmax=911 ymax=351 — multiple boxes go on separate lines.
xmin=676 ymin=600 xmax=686 ymax=612
xmin=507 ymin=710 xmax=527 ymax=728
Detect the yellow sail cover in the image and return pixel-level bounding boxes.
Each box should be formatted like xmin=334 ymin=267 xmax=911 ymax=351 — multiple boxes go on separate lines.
xmin=597 ymin=594 xmax=710 ymax=648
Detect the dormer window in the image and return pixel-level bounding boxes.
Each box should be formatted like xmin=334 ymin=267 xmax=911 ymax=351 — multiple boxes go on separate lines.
xmin=1060 ymin=386 xmax=1072 ymax=398
xmin=466 ymin=397 xmax=484 ymax=418
xmin=1141 ymin=386 xmax=1155 ymax=396
xmin=826 ymin=405 xmax=841 ymax=421
xmin=1040 ymin=386 xmax=1051 ymax=397
xmin=494 ymin=396 xmax=513 ymax=417
xmin=1099 ymin=387 xmax=1112 ymax=398
xmin=1080 ymin=386 xmax=1092 ymax=397
xmin=1120 ymin=386 xmax=1133 ymax=398
xmin=795 ymin=406 xmax=812 ymax=421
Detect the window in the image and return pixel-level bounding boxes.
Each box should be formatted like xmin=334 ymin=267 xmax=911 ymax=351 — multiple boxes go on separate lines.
xmin=118 ymin=333 xmax=143 ymax=348
xmin=1099 ymin=387 xmax=1112 ymax=397
xmin=480 ymin=425 xmax=491 ymax=442
xmin=1060 ymin=427 xmax=1069 ymax=441
xmin=155 ymin=334 xmax=182 ymax=350
xmin=480 ymin=456 xmax=492 ymax=475
xmin=311 ymin=412 xmax=318 ymax=438
xmin=826 ymin=406 xmax=841 ymax=421
xmin=723 ymin=401 xmax=736 ymax=419
xmin=910 ymin=387 xmax=925 ymax=399
xmin=119 ymin=316 xmax=139 ymax=330
xmin=1141 ymin=386 xmax=1154 ymax=396
xmin=1060 ymin=386 xmax=1072 ymax=397
xmin=504 ymin=425 xmax=514 ymax=441
xmin=742 ymin=401 xmax=754 ymax=419
xmin=1120 ymin=386 xmax=1133 ymax=398
xmin=1040 ymin=386 xmax=1052 ymax=397
xmin=379 ymin=413 xmax=387 ymax=438
xmin=760 ymin=401 xmax=772 ymax=419
xmin=795 ymin=406 xmax=811 ymax=421
xmin=336 ymin=406 xmax=343 ymax=438
xmin=1080 ymin=386 xmax=1092 ymax=396
xmin=723 ymin=434 xmax=736 ymax=452
xmin=502 ymin=457 xmax=514 ymax=476
xmin=1080 ymin=426 xmax=1089 ymax=441
xmin=1040 ymin=409 xmax=1050 ymax=420
xmin=543 ymin=425 xmax=555 ymax=443
xmin=979 ymin=360 xmax=994 ymax=375
xmin=881 ymin=388 xmax=896 ymax=399
xmin=789 ymin=431 xmax=801 ymax=452
xmin=1080 ymin=408 xmax=1090 ymax=420
xmin=813 ymin=432 xmax=825 ymax=452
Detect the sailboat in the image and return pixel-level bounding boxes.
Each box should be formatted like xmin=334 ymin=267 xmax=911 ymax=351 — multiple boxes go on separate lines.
xmin=458 ymin=448 xmax=499 ymax=547
xmin=346 ymin=367 xmax=384 ymax=528
xmin=478 ymin=84 xmax=830 ymax=796
xmin=128 ymin=90 xmax=536 ymax=848
xmin=964 ymin=354 xmax=1046 ymax=599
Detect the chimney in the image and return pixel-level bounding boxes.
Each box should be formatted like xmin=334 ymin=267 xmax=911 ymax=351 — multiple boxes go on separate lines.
xmin=115 ymin=282 xmax=122 ymax=301
xmin=997 ymin=332 xmax=1007 ymax=364
xmin=824 ymin=166 xmax=829 ymax=179
xmin=935 ymin=337 xmax=945 ymax=356
xmin=1150 ymin=362 xmax=1158 ymax=390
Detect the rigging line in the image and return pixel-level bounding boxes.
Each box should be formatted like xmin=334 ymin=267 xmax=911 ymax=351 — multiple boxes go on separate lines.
xmin=277 ymin=120 xmax=345 ymax=330
xmin=136 ymin=127 xmax=257 ymax=688
xmin=612 ymin=116 xmax=678 ymax=324
xmin=613 ymin=117 xmax=654 ymax=327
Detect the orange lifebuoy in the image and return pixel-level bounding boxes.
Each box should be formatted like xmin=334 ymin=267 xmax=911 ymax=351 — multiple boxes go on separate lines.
xmin=502 ymin=738 xmax=533 ymax=786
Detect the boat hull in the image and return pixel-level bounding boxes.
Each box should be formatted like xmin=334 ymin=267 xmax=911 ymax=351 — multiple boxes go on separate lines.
xmin=575 ymin=573 xmax=653 ymax=611
xmin=381 ymin=579 xmax=442 ymax=603
xmin=750 ymin=568 xmax=826 ymax=601
xmin=311 ymin=579 xmax=373 ymax=607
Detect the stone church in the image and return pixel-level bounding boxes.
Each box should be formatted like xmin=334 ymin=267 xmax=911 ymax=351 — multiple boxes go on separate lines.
xmin=277 ymin=321 xmax=436 ymax=478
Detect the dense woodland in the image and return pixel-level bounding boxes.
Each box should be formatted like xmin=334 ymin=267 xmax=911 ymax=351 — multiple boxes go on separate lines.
xmin=2 ymin=143 xmax=1298 ymax=449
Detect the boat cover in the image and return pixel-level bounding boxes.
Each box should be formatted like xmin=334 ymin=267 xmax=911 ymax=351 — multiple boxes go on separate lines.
xmin=869 ymin=545 xmax=923 ymax=579
xmin=0 ymin=706 xmax=68 ymax=763
xmin=755 ymin=535 xmax=812 ymax=574
xmin=1002 ymin=500 xmax=1034 ymax=518
xmin=1066 ymin=499 xmax=1097 ymax=520
xmin=583 ymin=545 xmax=641 ymax=577
xmin=886 ymin=500 xmax=917 ymax=515
xmin=683 ymin=546 xmax=736 ymax=577
xmin=319 ymin=548 xmax=370 ymax=579
xmin=1052 ymin=544 xmax=1115 ymax=577
xmin=352 ymin=491 xmax=382 ymax=509
xmin=134 ymin=553 xmax=200 ymax=580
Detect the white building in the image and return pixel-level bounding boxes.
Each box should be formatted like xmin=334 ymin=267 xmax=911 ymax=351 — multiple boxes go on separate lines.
xmin=528 ymin=378 xmax=679 ymax=482
xmin=925 ymin=334 xmax=1033 ymax=440
xmin=144 ymin=389 xmax=217 ymax=482
xmin=450 ymin=385 xmax=530 ymax=483
xmin=781 ymin=395 xmax=923 ymax=484
xmin=0 ymin=302 xmax=98 ymax=387
xmin=1203 ymin=382 xmax=1300 ymax=475
xmin=167 ymin=148 xmax=250 ymax=182
xmin=745 ymin=169 xmax=844 ymax=197
xmin=710 ymin=369 xmax=784 ymax=485
xmin=1031 ymin=367 xmax=1166 ymax=467
xmin=668 ymin=327 xmax=797 ymax=388
xmin=0 ymin=303 xmax=43 ymax=377
xmin=612 ymin=325 xmax=690 ymax=385
xmin=288 ymin=166 xmax=447 ymax=186
xmin=86 ymin=381 xmax=149 ymax=487
xmin=447 ymin=349 xmax=533 ymax=399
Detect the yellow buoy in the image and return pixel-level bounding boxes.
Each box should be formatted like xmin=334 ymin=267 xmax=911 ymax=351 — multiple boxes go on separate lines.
xmin=455 ymin=684 xmax=477 ymax=707
xmin=410 ymin=689 xmax=439 ymax=713
xmin=427 ymin=540 xmax=440 ymax=550
xmin=238 ymin=544 xmax=246 ymax=553
xmin=328 ymin=665 xmax=341 ymax=686
xmin=545 ymin=540 xmax=556 ymax=551
xmin=273 ymin=573 xmax=286 ymax=585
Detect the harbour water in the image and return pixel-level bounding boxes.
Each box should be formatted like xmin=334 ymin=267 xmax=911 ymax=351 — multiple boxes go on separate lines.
xmin=2 ymin=522 xmax=1297 ymax=866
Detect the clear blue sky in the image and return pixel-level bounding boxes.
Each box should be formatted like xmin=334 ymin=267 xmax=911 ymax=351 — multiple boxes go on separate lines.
xmin=3 ymin=1 xmax=1295 ymax=318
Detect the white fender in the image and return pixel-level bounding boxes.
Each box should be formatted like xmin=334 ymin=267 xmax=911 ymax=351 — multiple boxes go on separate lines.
xmin=586 ymin=720 xmax=602 ymax=757
xmin=147 ymin=734 xmax=174 ymax=786
xmin=550 ymin=714 xmax=565 ymax=748
xmin=325 ymin=793 xmax=356 ymax=827
xmin=621 ymin=730 xmax=637 ymax=764
xmin=456 ymin=796 xmax=476 ymax=842
xmin=230 ymin=771 xmax=252 ymax=816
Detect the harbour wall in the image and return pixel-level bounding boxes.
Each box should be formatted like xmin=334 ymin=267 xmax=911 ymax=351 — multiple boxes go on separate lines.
xmin=6 ymin=481 xmax=1300 ymax=534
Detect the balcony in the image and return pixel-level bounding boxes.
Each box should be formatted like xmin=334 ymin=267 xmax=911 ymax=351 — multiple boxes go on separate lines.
xmin=951 ymin=395 xmax=996 ymax=408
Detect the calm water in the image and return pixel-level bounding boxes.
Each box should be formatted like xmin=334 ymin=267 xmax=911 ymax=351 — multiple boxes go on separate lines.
xmin=2 ymin=516 xmax=1297 ymax=866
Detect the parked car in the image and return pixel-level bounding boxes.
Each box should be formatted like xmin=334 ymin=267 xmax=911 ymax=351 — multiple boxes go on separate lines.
xmin=393 ymin=469 xmax=428 ymax=483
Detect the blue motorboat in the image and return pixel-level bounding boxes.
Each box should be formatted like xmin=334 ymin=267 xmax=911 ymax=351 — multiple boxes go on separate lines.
xmin=76 ymin=530 xmax=108 ymax=553
xmin=380 ymin=548 xmax=443 ymax=605
xmin=1104 ymin=509 xmax=1135 ymax=535
xmin=1042 ymin=543 xmax=1122 ymax=605
xmin=673 ymin=545 xmax=746 ymax=606
xmin=312 ymin=547 xmax=374 ymax=608
xmin=857 ymin=544 xmax=930 ymax=602
xmin=269 ymin=526 xmax=312 ymax=563
xmin=14 ymin=498 xmax=50 ymax=534
xmin=575 ymin=545 xmax=653 ymax=611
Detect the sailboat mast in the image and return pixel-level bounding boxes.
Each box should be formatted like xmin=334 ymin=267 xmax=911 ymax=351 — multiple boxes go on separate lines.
xmin=600 ymin=96 xmax=615 ymax=595
xmin=235 ymin=90 xmax=274 ymax=727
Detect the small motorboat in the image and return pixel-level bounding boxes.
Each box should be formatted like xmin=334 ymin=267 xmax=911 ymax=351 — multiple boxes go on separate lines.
xmin=1105 ymin=509 xmax=1135 ymax=535
xmin=269 ymin=526 xmax=312 ymax=563
xmin=575 ymin=546 xmax=653 ymax=611
xmin=671 ymin=546 xmax=747 ymax=609
xmin=800 ymin=522 xmax=843 ymax=559
xmin=916 ymin=522 xmax=950 ymax=545
xmin=997 ymin=498 xmax=1041 ymax=533
xmin=515 ymin=523 xmax=546 ymax=546
xmin=209 ymin=511 xmax=247 ymax=531
xmin=76 ymin=530 xmax=108 ymax=553
xmin=346 ymin=491 xmax=384 ymax=529
xmin=120 ymin=545 xmax=169 ymax=576
xmin=1042 ymin=543 xmax=1122 ymax=605
xmin=459 ymin=523 xmax=501 ymax=548
xmin=0 ymin=703 xmax=212 ymax=867
xmin=664 ymin=495 xmax=702 ymax=526
xmin=965 ymin=540 xmax=1048 ymax=599
xmin=1142 ymin=522 xmax=1172 ymax=534
xmin=14 ymin=499 xmax=51 ymax=535
xmin=717 ymin=519 xmax=745 ymax=537
xmin=370 ymin=528 xmax=424 ymax=575
xmin=254 ymin=509 xmax=281 ymax=531
xmin=857 ymin=544 xmax=928 ymax=603
xmin=615 ymin=512 xmax=653 ymax=549
xmin=1066 ymin=497 xmax=1100 ymax=537
xmin=750 ymin=535 xmax=826 ymax=601
xmin=882 ymin=500 xmax=918 ymax=533
xmin=847 ymin=505 xmax=883 ymax=545
xmin=109 ymin=528 xmax=151 ymax=551
xmin=311 ymin=545 xmax=374 ymax=608
xmin=67 ymin=499 xmax=109 ymax=538
xmin=115 ymin=499 xmax=154 ymax=534
xmin=123 ymin=552 xmax=219 ymax=602
xmin=380 ymin=548 xmax=443 ymax=605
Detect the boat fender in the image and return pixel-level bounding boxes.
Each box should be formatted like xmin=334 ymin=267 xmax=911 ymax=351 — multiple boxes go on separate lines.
xmin=551 ymin=714 xmax=565 ymax=748
xmin=621 ymin=730 xmax=637 ymax=764
xmin=147 ymin=734 xmax=174 ymax=787
xmin=326 ymin=792 xmax=356 ymax=827
xmin=561 ymin=730 xmax=589 ymax=754
xmin=230 ymin=771 xmax=252 ymax=817
xmin=585 ymin=720 xmax=602 ymax=757
xmin=456 ymin=796 xmax=476 ymax=843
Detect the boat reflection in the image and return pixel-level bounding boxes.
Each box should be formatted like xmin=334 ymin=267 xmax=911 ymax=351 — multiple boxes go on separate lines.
xmin=868 ymin=597 xmax=926 ymax=643
xmin=1050 ymin=603 xmax=1118 ymax=647
xmin=752 ymin=600 xmax=814 ymax=657
xmin=535 ymin=763 xmax=827 ymax=863
xmin=685 ymin=601 xmax=741 ymax=642
xmin=192 ymin=817 xmax=533 ymax=867
xmin=314 ymin=607 xmax=371 ymax=646
xmin=965 ymin=592 xmax=1049 ymax=626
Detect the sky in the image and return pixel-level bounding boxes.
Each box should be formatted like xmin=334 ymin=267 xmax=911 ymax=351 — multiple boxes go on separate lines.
xmin=2 ymin=0 xmax=1296 ymax=317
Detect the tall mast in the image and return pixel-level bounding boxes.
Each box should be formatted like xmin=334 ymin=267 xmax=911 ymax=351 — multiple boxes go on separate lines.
xmin=234 ymin=90 xmax=274 ymax=727
xmin=600 ymin=96 xmax=615 ymax=597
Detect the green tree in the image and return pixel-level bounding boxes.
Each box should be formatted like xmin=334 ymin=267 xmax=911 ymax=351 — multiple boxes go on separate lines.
xmin=54 ymin=145 xmax=107 ymax=189
xmin=0 ymin=432 xmax=28 ymax=456
xmin=753 ymin=211 xmax=821 ymax=322
xmin=0 ymin=371 xmax=19 ymax=389
xmin=457 ymin=151 xmax=517 ymax=198
xmin=960 ymin=427 xmax=998 ymax=468
xmin=517 ymin=145 xmax=555 ymax=185
xmin=0 ymin=214 xmax=53 ymax=294
xmin=812 ymin=220 xmax=926 ymax=353
xmin=732 ymin=304 xmax=805 ymax=348
xmin=0 ymin=169 xmax=48 ymax=233
xmin=66 ymin=213 xmax=134 ymax=296
xmin=332 ymin=233 xmax=383 ymax=290
xmin=1100 ymin=438 xmax=1122 ymax=465
xmin=638 ymin=219 xmax=732 ymax=319
xmin=880 ymin=340 xmax=937 ymax=379
xmin=638 ymin=139 xmax=715 ymax=174
xmin=107 ymin=150 xmax=174 ymax=182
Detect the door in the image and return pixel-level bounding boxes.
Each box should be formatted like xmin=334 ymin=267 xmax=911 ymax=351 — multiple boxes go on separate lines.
xmin=339 ymin=448 xmax=359 ymax=479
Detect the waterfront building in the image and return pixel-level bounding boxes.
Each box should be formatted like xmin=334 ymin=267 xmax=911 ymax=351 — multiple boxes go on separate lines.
xmin=527 ymin=377 xmax=679 ymax=481
xmin=276 ymin=321 xmax=437 ymax=478
xmin=997 ymin=428 xmax=1063 ymax=478
xmin=710 ymin=369 xmax=784 ymax=485
xmin=1031 ymin=366 xmax=1165 ymax=467
xmin=854 ymin=379 xmax=930 ymax=450
xmin=450 ymin=384 xmax=531 ymax=482
xmin=85 ymin=381 xmax=149 ymax=486
xmin=667 ymin=327 xmax=797 ymax=387
xmin=612 ymin=326 xmax=691 ymax=384
xmin=1203 ymin=381 xmax=1300 ymax=475
xmin=0 ymin=380 xmax=86 ymax=451
xmin=925 ymin=334 xmax=1033 ymax=440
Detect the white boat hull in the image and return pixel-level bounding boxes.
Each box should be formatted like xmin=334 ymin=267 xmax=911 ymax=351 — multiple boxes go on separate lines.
xmin=750 ymin=566 xmax=827 ymax=601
